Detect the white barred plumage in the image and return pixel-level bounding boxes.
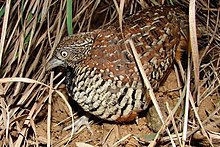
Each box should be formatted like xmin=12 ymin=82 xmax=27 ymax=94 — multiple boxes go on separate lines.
xmin=46 ymin=6 xmax=186 ymax=122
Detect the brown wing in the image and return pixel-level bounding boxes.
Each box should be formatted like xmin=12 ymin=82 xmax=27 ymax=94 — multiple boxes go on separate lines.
xmin=84 ymin=6 xmax=181 ymax=89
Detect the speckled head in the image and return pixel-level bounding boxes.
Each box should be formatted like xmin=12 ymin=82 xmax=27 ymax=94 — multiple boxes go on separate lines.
xmin=46 ymin=32 xmax=95 ymax=71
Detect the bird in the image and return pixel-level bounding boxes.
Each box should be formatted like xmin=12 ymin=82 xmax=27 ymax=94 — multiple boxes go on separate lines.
xmin=46 ymin=6 xmax=186 ymax=123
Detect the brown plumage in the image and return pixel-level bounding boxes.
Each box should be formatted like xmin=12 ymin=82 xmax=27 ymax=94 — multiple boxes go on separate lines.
xmin=46 ymin=6 xmax=186 ymax=122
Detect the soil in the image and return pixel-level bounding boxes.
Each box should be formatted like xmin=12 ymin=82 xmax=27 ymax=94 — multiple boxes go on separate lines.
xmin=34 ymin=70 xmax=219 ymax=146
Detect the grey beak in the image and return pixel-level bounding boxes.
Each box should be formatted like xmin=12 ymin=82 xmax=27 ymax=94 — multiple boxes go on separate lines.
xmin=45 ymin=57 xmax=66 ymax=71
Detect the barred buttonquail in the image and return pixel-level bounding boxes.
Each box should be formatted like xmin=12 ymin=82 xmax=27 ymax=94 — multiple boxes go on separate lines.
xmin=46 ymin=6 xmax=185 ymax=122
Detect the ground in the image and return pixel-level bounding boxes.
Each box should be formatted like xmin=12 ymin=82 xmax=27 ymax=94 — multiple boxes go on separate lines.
xmin=34 ymin=70 xmax=219 ymax=146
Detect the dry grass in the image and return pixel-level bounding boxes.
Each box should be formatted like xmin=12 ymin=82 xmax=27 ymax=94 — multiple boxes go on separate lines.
xmin=0 ymin=0 xmax=219 ymax=146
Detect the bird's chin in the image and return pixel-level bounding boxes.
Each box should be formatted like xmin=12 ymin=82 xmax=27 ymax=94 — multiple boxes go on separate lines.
xmin=45 ymin=57 xmax=66 ymax=71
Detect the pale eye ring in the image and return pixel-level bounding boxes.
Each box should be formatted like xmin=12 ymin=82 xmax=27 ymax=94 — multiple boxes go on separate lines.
xmin=61 ymin=51 xmax=68 ymax=58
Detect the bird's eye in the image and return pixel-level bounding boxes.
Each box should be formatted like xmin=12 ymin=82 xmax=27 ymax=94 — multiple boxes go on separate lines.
xmin=61 ymin=51 xmax=68 ymax=58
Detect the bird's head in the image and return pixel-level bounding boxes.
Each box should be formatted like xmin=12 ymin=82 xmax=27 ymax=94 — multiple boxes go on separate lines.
xmin=46 ymin=32 xmax=95 ymax=71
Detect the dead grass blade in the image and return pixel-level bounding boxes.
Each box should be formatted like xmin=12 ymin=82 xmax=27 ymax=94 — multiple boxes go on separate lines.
xmin=188 ymin=91 xmax=214 ymax=147
xmin=200 ymin=10 xmax=219 ymax=62
xmin=0 ymin=0 xmax=11 ymax=66
xmin=113 ymin=134 xmax=133 ymax=146
xmin=189 ymin=0 xmax=200 ymax=102
xmin=128 ymin=39 xmax=176 ymax=147
xmin=116 ymin=0 xmax=125 ymax=34
xmin=166 ymin=103 xmax=182 ymax=146
xmin=182 ymin=49 xmax=191 ymax=146
xmin=47 ymin=72 xmax=53 ymax=146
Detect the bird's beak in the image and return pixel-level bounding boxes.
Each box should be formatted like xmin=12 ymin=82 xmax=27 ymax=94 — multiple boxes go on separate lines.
xmin=45 ymin=57 xmax=66 ymax=71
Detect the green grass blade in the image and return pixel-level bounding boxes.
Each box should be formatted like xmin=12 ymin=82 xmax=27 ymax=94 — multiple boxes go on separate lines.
xmin=0 ymin=6 xmax=5 ymax=19
xmin=66 ymin=0 xmax=73 ymax=35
